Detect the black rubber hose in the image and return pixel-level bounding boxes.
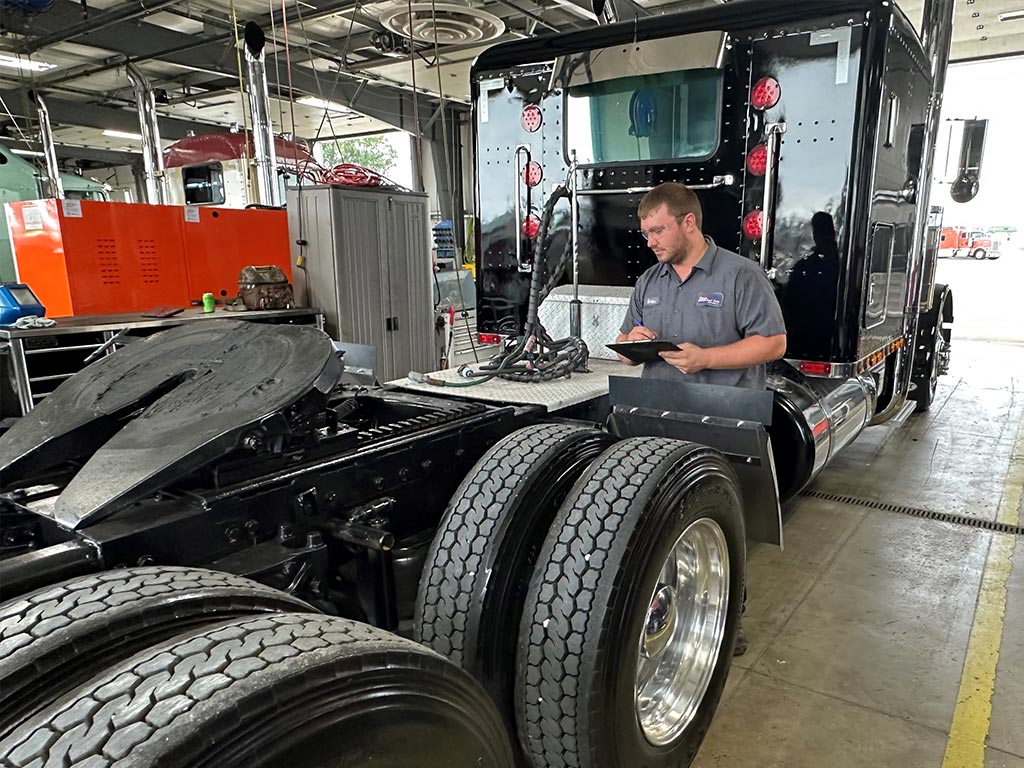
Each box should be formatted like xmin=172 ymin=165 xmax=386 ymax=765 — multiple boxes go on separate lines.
xmin=412 ymin=184 xmax=578 ymax=387
xmin=524 ymin=184 xmax=570 ymax=339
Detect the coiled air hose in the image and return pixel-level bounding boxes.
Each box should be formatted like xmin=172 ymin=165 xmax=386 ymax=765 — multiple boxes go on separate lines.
xmin=409 ymin=183 xmax=589 ymax=387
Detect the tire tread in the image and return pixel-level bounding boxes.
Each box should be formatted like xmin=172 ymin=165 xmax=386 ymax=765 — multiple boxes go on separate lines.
xmin=0 ymin=567 xmax=311 ymax=738
xmin=416 ymin=423 xmax=605 ymax=664
xmin=0 ymin=613 xmax=443 ymax=767
xmin=518 ymin=438 xmax=712 ymax=768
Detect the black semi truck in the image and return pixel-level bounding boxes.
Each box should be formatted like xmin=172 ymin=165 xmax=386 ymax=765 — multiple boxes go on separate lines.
xmin=471 ymin=0 xmax=970 ymax=500
xmin=0 ymin=0 xmax=975 ymax=766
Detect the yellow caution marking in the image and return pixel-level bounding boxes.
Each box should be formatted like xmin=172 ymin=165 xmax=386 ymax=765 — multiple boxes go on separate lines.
xmin=942 ymin=415 xmax=1024 ymax=768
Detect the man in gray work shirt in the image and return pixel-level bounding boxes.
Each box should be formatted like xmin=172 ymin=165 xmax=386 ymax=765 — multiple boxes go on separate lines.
xmin=615 ymin=182 xmax=787 ymax=387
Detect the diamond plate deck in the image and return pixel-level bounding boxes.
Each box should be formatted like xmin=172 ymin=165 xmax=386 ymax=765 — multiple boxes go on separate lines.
xmin=388 ymin=359 xmax=642 ymax=411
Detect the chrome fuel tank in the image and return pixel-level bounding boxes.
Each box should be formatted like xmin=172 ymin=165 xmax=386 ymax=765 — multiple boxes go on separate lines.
xmin=767 ymin=363 xmax=877 ymax=500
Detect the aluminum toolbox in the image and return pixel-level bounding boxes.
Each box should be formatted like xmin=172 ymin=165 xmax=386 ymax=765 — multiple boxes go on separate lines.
xmin=538 ymin=285 xmax=633 ymax=361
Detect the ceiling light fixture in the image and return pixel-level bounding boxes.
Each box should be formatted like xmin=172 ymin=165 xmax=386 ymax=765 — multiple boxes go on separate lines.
xmin=0 ymin=55 xmax=57 ymax=72
xmin=999 ymin=9 xmax=1024 ymax=21
xmin=10 ymin=148 xmax=45 ymax=157
xmin=297 ymin=95 xmax=351 ymax=114
xmin=102 ymin=129 xmax=143 ymax=140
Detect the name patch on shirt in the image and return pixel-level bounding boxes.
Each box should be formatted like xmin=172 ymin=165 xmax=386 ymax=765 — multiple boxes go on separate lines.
xmin=645 ymin=296 xmax=660 ymax=306
xmin=696 ymin=292 xmax=724 ymax=308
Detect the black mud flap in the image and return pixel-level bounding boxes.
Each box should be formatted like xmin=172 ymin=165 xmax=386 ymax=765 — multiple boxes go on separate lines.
xmin=606 ymin=376 xmax=783 ymax=546
xmin=0 ymin=321 xmax=341 ymax=530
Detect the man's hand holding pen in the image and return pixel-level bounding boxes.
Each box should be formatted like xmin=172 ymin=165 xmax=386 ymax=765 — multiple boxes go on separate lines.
xmin=625 ymin=320 xmax=656 ymax=341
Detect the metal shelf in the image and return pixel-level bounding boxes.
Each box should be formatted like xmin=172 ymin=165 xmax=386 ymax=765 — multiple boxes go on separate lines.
xmin=24 ymin=343 xmax=104 ymax=355
xmin=28 ymin=373 xmax=75 ymax=383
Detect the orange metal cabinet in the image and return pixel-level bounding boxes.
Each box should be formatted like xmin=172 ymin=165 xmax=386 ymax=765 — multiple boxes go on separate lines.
xmin=7 ymin=199 xmax=189 ymax=317
xmin=180 ymin=207 xmax=291 ymax=302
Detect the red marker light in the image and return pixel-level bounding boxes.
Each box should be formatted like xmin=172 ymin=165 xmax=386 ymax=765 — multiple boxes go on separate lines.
xmin=800 ymin=361 xmax=833 ymax=376
xmin=523 ymin=161 xmax=543 ymax=187
xmin=751 ymin=76 xmax=781 ymax=110
xmin=479 ymin=333 xmax=501 ymax=345
xmin=746 ymin=144 xmax=768 ymax=176
xmin=523 ymin=214 xmax=541 ymax=239
xmin=521 ymin=105 xmax=543 ymax=132
xmin=742 ymin=210 xmax=764 ymax=240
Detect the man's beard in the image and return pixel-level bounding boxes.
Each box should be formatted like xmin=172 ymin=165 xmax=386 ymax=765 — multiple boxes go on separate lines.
xmin=664 ymin=241 xmax=695 ymax=265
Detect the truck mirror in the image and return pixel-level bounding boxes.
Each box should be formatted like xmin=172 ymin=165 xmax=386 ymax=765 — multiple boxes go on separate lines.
xmin=949 ymin=118 xmax=987 ymax=203
xmin=949 ymin=174 xmax=978 ymax=204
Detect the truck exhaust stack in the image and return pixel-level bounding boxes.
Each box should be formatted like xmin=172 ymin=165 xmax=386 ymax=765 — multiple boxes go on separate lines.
xmin=243 ymin=22 xmax=281 ymax=208
xmin=28 ymin=90 xmax=64 ymax=200
xmin=126 ymin=61 xmax=167 ymax=205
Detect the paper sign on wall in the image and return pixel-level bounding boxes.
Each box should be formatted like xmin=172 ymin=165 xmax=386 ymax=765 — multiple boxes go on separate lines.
xmin=61 ymin=199 xmax=83 ymax=218
xmin=22 ymin=206 xmax=43 ymax=231
xmin=184 ymin=206 xmax=201 ymax=223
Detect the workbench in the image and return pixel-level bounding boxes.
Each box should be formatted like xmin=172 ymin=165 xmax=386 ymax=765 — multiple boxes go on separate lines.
xmin=0 ymin=307 xmax=322 ymax=416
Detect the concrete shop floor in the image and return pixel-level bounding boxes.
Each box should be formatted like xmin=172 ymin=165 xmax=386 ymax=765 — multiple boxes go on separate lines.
xmin=694 ymin=338 xmax=1024 ymax=768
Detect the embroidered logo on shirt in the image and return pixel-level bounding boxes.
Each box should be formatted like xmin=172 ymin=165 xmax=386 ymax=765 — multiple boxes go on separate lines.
xmin=696 ymin=292 xmax=724 ymax=308
xmin=645 ymin=297 xmax=660 ymax=306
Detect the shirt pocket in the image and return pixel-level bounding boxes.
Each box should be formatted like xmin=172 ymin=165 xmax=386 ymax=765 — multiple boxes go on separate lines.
xmin=637 ymin=302 xmax=668 ymax=337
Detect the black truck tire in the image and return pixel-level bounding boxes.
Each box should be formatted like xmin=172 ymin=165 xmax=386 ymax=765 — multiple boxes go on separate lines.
xmin=910 ymin=285 xmax=952 ymax=413
xmin=415 ymin=423 xmax=614 ymax=725
xmin=0 ymin=566 xmax=313 ymax=740
xmin=516 ymin=438 xmax=746 ymax=768
xmin=0 ymin=613 xmax=516 ymax=768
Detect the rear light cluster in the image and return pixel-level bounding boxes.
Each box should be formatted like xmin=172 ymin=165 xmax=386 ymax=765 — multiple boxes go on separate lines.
xmin=750 ymin=77 xmax=781 ymax=110
xmin=520 ymin=106 xmax=544 ymax=237
xmin=742 ymin=211 xmax=764 ymax=240
xmin=746 ymin=144 xmax=768 ymax=176
xmin=521 ymin=105 xmax=543 ymax=132
xmin=523 ymin=161 xmax=543 ymax=187
xmin=479 ymin=333 xmax=502 ymax=345
xmin=743 ymin=76 xmax=781 ymax=241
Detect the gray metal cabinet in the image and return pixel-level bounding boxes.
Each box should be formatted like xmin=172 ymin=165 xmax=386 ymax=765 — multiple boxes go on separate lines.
xmin=287 ymin=185 xmax=434 ymax=382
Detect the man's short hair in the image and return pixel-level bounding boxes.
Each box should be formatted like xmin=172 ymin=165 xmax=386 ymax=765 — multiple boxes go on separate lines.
xmin=638 ymin=182 xmax=703 ymax=230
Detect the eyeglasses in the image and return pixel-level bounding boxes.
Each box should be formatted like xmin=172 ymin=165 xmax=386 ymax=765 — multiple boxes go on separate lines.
xmin=640 ymin=214 xmax=686 ymax=241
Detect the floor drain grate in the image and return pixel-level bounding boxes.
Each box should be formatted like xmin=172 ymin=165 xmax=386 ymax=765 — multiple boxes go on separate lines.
xmin=800 ymin=490 xmax=1024 ymax=536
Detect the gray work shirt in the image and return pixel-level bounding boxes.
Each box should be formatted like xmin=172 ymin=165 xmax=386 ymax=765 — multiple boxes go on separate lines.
xmin=619 ymin=239 xmax=786 ymax=390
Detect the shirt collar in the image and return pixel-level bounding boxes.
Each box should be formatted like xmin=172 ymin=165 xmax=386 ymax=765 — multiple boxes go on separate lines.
xmin=658 ymin=236 xmax=718 ymax=278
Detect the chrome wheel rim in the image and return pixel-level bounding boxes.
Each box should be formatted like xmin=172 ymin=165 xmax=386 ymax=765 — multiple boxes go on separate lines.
xmin=635 ymin=517 xmax=730 ymax=746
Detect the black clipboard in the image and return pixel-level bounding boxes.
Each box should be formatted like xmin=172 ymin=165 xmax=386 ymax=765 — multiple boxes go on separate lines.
xmin=606 ymin=340 xmax=679 ymax=364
